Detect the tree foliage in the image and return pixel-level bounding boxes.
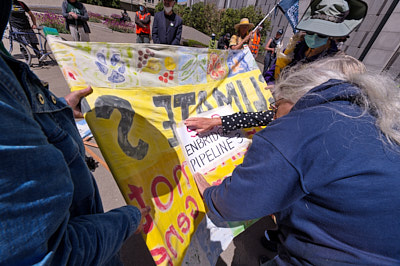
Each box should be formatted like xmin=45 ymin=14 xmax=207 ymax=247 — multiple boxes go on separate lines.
xmin=80 ymin=0 xmax=120 ymax=9
xmin=220 ymin=6 xmax=271 ymax=44
xmin=155 ymin=1 xmax=163 ymax=12
xmin=153 ymin=2 xmax=271 ymax=43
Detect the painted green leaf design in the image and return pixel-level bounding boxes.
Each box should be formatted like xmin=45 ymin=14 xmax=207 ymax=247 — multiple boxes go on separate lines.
xmin=182 ymin=58 xmax=194 ymax=71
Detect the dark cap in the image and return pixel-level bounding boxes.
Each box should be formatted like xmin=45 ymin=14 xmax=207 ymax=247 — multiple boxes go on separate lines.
xmin=277 ymin=29 xmax=284 ymax=35
xmin=225 ymin=33 xmax=231 ymax=38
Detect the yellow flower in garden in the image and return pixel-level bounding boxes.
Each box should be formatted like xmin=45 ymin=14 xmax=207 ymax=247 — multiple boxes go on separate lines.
xmin=165 ymin=57 xmax=176 ymax=70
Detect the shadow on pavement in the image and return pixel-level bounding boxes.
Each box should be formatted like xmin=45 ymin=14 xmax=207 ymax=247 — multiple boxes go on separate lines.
xmin=217 ymin=216 xmax=278 ymax=266
xmin=120 ymin=215 xmax=278 ymax=266
xmin=121 ymin=234 xmax=156 ymax=266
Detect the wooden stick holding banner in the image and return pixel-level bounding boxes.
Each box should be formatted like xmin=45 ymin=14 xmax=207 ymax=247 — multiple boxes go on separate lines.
xmin=252 ymin=4 xmax=278 ymax=32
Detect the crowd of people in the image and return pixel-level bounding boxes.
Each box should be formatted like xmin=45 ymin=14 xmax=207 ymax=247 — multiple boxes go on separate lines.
xmin=1 ymin=0 xmax=400 ymax=265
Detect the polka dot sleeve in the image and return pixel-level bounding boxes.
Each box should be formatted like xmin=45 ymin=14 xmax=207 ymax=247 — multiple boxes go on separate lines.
xmin=220 ymin=110 xmax=275 ymax=133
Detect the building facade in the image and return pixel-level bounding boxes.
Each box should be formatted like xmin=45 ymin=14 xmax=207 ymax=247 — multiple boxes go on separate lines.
xmin=120 ymin=0 xmax=161 ymax=12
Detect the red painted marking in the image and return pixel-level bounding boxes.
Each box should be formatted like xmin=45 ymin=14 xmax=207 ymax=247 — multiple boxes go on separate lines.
xmin=151 ymin=176 xmax=173 ymax=212
xmin=185 ymin=195 xmax=199 ymax=219
xmin=128 ymin=184 xmax=153 ymax=233
xmin=179 ymin=162 xmax=191 ymax=188
xmin=150 ymin=246 xmax=173 ymax=266
xmin=173 ymin=165 xmax=183 ymax=196
xmin=68 ymin=72 xmax=76 ymax=80
xmin=165 ymin=225 xmax=184 ymax=258
xmin=177 ymin=212 xmax=191 ymax=234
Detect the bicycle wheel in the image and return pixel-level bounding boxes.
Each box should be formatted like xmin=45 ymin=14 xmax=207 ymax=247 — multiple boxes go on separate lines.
xmin=43 ymin=35 xmax=68 ymax=64
xmin=9 ymin=41 xmax=32 ymax=66
xmin=3 ymin=32 xmax=14 ymax=54
xmin=44 ymin=38 xmax=57 ymax=63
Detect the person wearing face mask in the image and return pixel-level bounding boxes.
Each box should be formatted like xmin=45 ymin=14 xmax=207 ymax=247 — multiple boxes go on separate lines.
xmin=263 ymin=0 xmax=367 ymax=85
xmin=135 ymin=1 xmax=151 ymax=43
xmin=152 ymin=0 xmax=183 ymax=45
xmin=194 ymin=53 xmax=400 ymax=266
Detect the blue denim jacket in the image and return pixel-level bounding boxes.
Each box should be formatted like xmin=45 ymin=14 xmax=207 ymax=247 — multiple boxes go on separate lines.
xmin=0 ymin=43 xmax=141 ymax=265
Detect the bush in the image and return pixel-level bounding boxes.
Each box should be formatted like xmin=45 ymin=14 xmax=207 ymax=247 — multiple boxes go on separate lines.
xmin=110 ymin=14 xmax=122 ymax=20
xmin=88 ymin=11 xmax=103 ymax=23
xmin=33 ymin=12 xmax=69 ymax=34
xmin=103 ymin=19 xmax=135 ymax=33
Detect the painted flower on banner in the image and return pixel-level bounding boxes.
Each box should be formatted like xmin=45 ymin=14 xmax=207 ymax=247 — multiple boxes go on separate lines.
xmin=227 ymin=50 xmax=250 ymax=77
xmin=95 ymin=52 xmax=126 ymax=83
xmin=61 ymin=64 xmax=86 ymax=86
xmin=165 ymin=57 xmax=176 ymax=71
xmin=63 ymin=66 xmax=80 ymax=81
xmin=207 ymin=52 xmax=227 ymax=80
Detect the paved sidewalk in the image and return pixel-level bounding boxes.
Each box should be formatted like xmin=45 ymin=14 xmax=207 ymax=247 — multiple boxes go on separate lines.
xmin=29 ymin=20 xmax=276 ymax=266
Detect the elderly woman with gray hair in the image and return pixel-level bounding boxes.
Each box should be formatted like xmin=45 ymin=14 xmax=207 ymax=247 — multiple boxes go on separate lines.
xmin=193 ymin=55 xmax=400 ymax=265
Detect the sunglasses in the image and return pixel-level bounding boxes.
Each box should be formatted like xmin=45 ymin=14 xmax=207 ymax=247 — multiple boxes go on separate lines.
xmin=305 ymin=31 xmax=328 ymax=38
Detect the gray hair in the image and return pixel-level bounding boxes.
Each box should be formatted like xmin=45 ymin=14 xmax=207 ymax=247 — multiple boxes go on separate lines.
xmin=274 ymin=55 xmax=400 ymax=145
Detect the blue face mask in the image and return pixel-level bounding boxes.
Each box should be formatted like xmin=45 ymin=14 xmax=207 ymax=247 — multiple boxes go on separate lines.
xmin=304 ymin=33 xmax=328 ymax=49
xmin=140 ymin=6 xmax=144 ymax=11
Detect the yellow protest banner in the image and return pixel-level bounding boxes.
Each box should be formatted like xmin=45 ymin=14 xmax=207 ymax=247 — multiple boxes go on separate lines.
xmin=48 ymin=36 xmax=272 ymax=265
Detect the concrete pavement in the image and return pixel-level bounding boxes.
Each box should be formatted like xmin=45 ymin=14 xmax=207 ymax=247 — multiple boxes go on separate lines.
xmin=28 ymin=19 xmax=276 ymax=266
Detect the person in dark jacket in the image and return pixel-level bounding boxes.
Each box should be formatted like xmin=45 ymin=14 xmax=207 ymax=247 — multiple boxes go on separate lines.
xmin=0 ymin=1 xmax=149 ymax=264
xmin=194 ymin=55 xmax=400 ymax=265
xmin=121 ymin=9 xmax=131 ymax=22
xmin=152 ymin=0 xmax=183 ymax=45
xmin=217 ymin=33 xmax=230 ymax=50
xmin=262 ymin=29 xmax=283 ymax=76
xmin=62 ymin=0 xmax=91 ymax=41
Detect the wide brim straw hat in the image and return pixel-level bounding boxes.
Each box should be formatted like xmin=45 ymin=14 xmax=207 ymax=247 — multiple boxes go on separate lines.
xmin=234 ymin=18 xmax=255 ymax=31
xmin=296 ymin=0 xmax=368 ymax=37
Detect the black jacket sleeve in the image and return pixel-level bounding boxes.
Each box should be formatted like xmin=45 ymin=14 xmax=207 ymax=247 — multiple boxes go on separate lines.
xmin=221 ymin=110 xmax=274 ymax=133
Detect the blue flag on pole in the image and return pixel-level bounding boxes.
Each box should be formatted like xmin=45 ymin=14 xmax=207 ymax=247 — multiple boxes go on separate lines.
xmin=277 ymin=0 xmax=299 ymax=33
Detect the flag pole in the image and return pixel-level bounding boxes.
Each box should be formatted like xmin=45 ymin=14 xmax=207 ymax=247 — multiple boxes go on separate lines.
xmin=252 ymin=4 xmax=278 ymax=32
